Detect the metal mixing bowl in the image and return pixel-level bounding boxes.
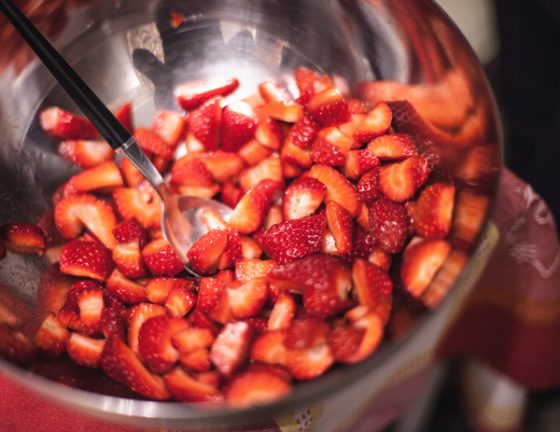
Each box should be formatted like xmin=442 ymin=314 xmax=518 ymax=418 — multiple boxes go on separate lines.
xmin=0 ymin=0 xmax=501 ymax=429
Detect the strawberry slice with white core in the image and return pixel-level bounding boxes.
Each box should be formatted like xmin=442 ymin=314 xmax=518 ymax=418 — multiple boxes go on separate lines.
xmin=353 ymin=101 xmax=392 ymax=143
xmin=152 ymin=111 xmax=185 ymax=147
xmin=210 ymin=321 xmax=252 ymax=377
xmin=225 ymin=370 xmax=291 ymax=408
xmin=199 ymin=151 xmax=245 ymax=183
xmin=221 ymin=101 xmax=258 ymax=152
xmin=145 ymin=277 xmax=193 ymax=304
xmin=260 ymin=100 xmax=304 ymax=123
xmin=226 ymin=277 xmax=269 ymax=318
xmin=165 ymin=285 xmax=196 ymax=317
xmin=367 ymin=133 xmax=417 ymax=160
xmin=378 ymin=156 xmax=431 ymax=202
xmin=255 ymin=115 xmax=282 ymax=150
xmin=280 ymin=140 xmax=312 ymax=168
xmin=311 ymin=127 xmax=354 ymax=167
xmin=66 ymin=333 xmax=106 ymax=368
xmin=285 ymin=344 xmax=334 ymax=381
xmin=174 ymin=77 xmax=239 ymax=110
xmin=250 ymin=330 xmax=288 ymax=365
xmin=238 ymin=139 xmax=273 ymax=166
xmin=0 ymin=223 xmax=47 ymax=256
xmin=343 ymin=312 xmax=384 ymax=363
xmin=63 ymin=161 xmax=123 ymax=196
xmin=172 ymin=327 xmax=215 ymax=355
xmin=112 ymin=242 xmax=147 ymax=279
xmin=142 ymin=239 xmax=184 ymax=277
xmin=282 ymin=177 xmax=326 ymax=220
xmin=34 ymin=314 xmax=69 ymax=357
xmin=234 ymin=259 xmax=277 ymax=282
xmin=352 ymin=259 xmax=393 ymax=324
xmin=58 ymin=140 xmax=113 ymax=169
xmin=228 ymin=180 xmax=281 ymax=234
xmin=268 ymin=293 xmax=296 ymax=330
xmin=240 ymin=235 xmax=263 ymax=259
xmin=40 ymin=106 xmax=98 ymax=140
xmin=59 ymin=239 xmax=114 ymax=281
xmin=306 ymin=87 xmax=351 ymax=127
xmin=408 ymin=183 xmax=456 ymax=238
xmin=106 ymin=269 xmax=147 ymax=304
xmin=343 ymin=149 xmax=380 ymax=181
xmin=305 ymin=164 xmax=360 ymax=216
xmin=239 ymin=154 xmax=283 ymax=192
xmin=187 ymin=229 xmax=229 ymax=275
xmin=186 ymin=96 xmax=223 ymax=151
xmin=325 ymin=200 xmax=354 ymax=255
xmin=164 ymin=367 xmax=223 ymax=403
xmin=127 ymin=303 xmax=167 ymax=354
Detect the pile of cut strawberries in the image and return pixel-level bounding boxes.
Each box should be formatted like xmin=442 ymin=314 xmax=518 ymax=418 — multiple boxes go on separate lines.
xmin=0 ymin=67 xmax=461 ymax=408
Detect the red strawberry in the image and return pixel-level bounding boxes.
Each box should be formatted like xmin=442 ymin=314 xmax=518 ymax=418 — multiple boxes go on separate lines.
xmin=378 ymin=156 xmax=431 ymax=202
xmin=369 ymin=198 xmax=410 ymax=253
xmin=280 ymin=140 xmax=312 ymax=168
xmin=268 ymin=293 xmax=296 ymax=330
xmin=408 ymin=183 xmax=455 ymax=238
xmin=285 ymin=318 xmax=330 ymax=350
xmin=145 ymin=277 xmax=193 ymax=304
xmin=100 ymin=303 xmax=126 ymax=339
xmin=127 ymin=302 xmax=167 ymax=354
xmin=164 ymin=367 xmax=223 ymax=403
xmin=346 ymin=98 xmax=369 ymax=114
xmin=60 ymin=239 xmax=114 ymax=281
xmin=119 ymin=158 xmax=145 ymax=187
xmin=142 ymin=239 xmax=184 ymax=276
xmin=352 ymin=259 xmax=393 ymax=324
xmin=217 ymin=229 xmax=243 ymax=270
xmin=452 ymin=191 xmax=489 ymax=246
xmin=311 ymin=127 xmax=353 ymax=167
xmin=262 ymin=213 xmax=326 ymax=264
xmin=366 ymin=134 xmax=417 ymax=160
xmin=112 ymin=242 xmax=147 ymax=279
xmin=263 ymin=205 xmax=284 ymax=231
xmin=39 ymin=106 xmax=98 ymax=140
xmin=286 ymin=114 xmax=319 ymax=149
xmin=165 ymin=285 xmax=196 ymax=317
xmin=344 ymin=150 xmax=380 ymax=181
xmin=0 ymin=223 xmax=47 ymax=256
xmin=221 ymin=182 xmax=243 ymax=208
xmin=401 ymin=239 xmax=451 ymax=298
xmin=239 ymin=154 xmax=283 ymax=192
xmin=197 ymin=276 xmax=226 ymax=315
xmin=210 ymin=321 xmax=252 ymax=377
xmin=200 ymin=151 xmax=245 ymax=183
xmin=328 ymin=324 xmax=365 ymax=363
xmin=100 ymin=334 xmax=170 ymax=400
xmin=225 ymin=370 xmax=291 ymax=408
xmin=152 ymin=111 xmax=185 ymax=147
xmin=0 ymin=325 xmax=36 ymax=365
xmin=343 ymin=312 xmax=383 ymax=363
xmin=227 ymin=277 xmax=269 ymax=318
xmin=260 ymin=100 xmax=303 ymax=123
xmin=338 ymin=114 xmax=366 ymax=140
xmin=306 ymin=88 xmax=351 ymax=127
xmin=255 ymin=115 xmax=282 ymax=150
xmin=357 ymin=169 xmax=380 ymax=206
xmin=134 ymin=128 xmax=175 ymax=160
xmin=305 ymin=164 xmax=360 ymax=216
xmin=106 ymin=269 xmax=147 ymax=304
xmin=325 ymin=201 xmax=353 ymax=255
xmin=353 ymin=101 xmax=392 ymax=143
xmin=250 ymin=330 xmax=288 ymax=365
xmin=285 ymin=344 xmax=333 ymax=381
xmin=186 ymin=96 xmax=222 ymax=151
xmin=34 ymin=314 xmax=69 ymax=357
xmin=58 ymin=140 xmax=113 ymax=169
xmin=75 ymin=286 xmax=105 ymax=335
xmin=174 ymin=77 xmax=239 ymax=110
xmin=238 ymin=139 xmax=273 ymax=166
xmin=172 ymin=327 xmax=215 ymax=354
xmin=258 ymin=80 xmax=292 ymax=103
xmin=171 ymin=157 xmax=215 ymax=188
xmin=66 ymin=333 xmax=105 ymax=368
xmin=228 ymin=180 xmax=281 ymax=234
xmin=112 ymin=218 xmax=148 ymax=246
xmin=221 ymin=101 xmax=257 ymax=152
xmin=234 ymin=259 xmax=277 ymax=282
xmin=294 ymin=67 xmax=334 ymax=104
xmin=187 ymin=229 xmax=229 ymax=275
xmin=54 ymin=194 xmax=117 ymax=248
xmin=282 ymin=177 xmax=326 ymax=220
xmin=114 ymin=101 xmax=133 ymax=132
xmin=240 ymin=235 xmax=263 ymax=259
xmin=63 ymin=161 xmax=123 ymax=197
xmin=421 ymin=250 xmax=467 ymax=309
xmin=368 ymin=248 xmax=392 ymax=271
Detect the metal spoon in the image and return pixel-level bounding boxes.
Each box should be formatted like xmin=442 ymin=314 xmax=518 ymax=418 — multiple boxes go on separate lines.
xmin=0 ymin=0 xmax=232 ymax=273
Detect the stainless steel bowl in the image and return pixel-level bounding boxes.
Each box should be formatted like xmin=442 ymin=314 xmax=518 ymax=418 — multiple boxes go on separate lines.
xmin=0 ymin=0 xmax=501 ymax=429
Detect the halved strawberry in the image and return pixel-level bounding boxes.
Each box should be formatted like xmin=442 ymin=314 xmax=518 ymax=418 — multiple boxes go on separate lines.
xmin=175 ymin=77 xmax=239 ymax=110
xmin=0 ymin=325 xmax=36 ymax=365
xmin=263 ymin=205 xmax=284 ymax=231
xmin=268 ymin=293 xmax=296 ymax=330
xmin=255 ymin=115 xmax=282 ymax=150
xmin=343 ymin=149 xmax=380 ymax=181
xmin=186 ymin=229 xmax=228 ymax=275
xmin=134 ymin=128 xmax=175 ymax=160
xmin=369 ymin=198 xmax=410 ymax=254
xmin=152 ymin=111 xmax=185 ymax=147
xmin=200 ymin=151 xmax=245 ymax=183
xmin=238 ymin=139 xmax=273 ymax=166
xmin=119 ymin=157 xmax=145 ymax=187
xmin=378 ymin=156 xmax=431 ymax=202
xmin=368 ymin=248 xmax=392 ymax=271
xmin=260 ymin=100 xmax=303 ymax=123
xmin=250 ymin=330 xmax=287 ymax=365
xmin=114 ymin=184 xmax=161 ymax=230
xmin=66 ymin=333 xmax=105 ymax=368
xmin=165 ymin=285 xmax=197 ymax=317
xmin=338 ymin=114 xmax=366 ymax=140
xmin=226 ymin=369 xmax=291 ymax=408
xmin=100 ymin=334 xmax=170 ymax=400
xmin=60 ymin=239 xmax=114 ymax=281
xmin=306 ymin=88 xmax=351 ymax=127
xmin=408 ymin=183 xmax=455 ymax=238
xmin=34 ymin=314 xmax=69 ymax=357
xmin=357 ymin=169 xmax=380 ymax=206
xmin=294 ymin=67 xmax=334 ymax=104
xmin=280 ymin=140 xmax=312 ymax=168
xmin=210 ymin=321 xmax=252 ymax=376
xmin=106 ymin=269 xmax=147 ymax=304
xmin=228 ymin=180 xmax=281 ymax=234
xmin=262 ymin=213 xmax=326 ymax=264
xmin=63 ymin=161 xmax=123 ymax=196
xmin=100 ymin=302 xmax=126 ymax=340
xmin=281 ymin=177 xmax=325 ymax=222
xmin=112 ymin=218 xmax=148 ymax=247
xmin=54 ymin=194 xmax=117 ymax=248
xmin=221 ymin=101 xmax=257 ymax=152
xmin=221 ymin=182 xmax=243 ymax=209
xmin=75 ymin=286 xmax=105 ymax=335
xmin=286 ymin=114 xmax=319 ymax=149
xmin=285 ymin=318 xmax=330 ymax=350
xmin=186 ymin=96 xmax=222 ymax=151
xmin=0 ymin=223 xmax=47 ymax=256
xmin=58 ymin=140 xmax=113 ymax=169
xmin=285 ymin=344 xmax=334 ymax=381
xmin=164 ymin=367 xmax=223 ymax=403
xmin=422 ymin=249 xmax=467 ymax=309
xmin=239 ymin=154 xmax=283 ymax=192
xmin=305 ymin=164 xmax=360 ymax=216
xmin=142 ymin=239 xmax=184 ymax=276
xmin=352 ymin=259 xmax=393 ymax=324
xmin=343 ymin=312 xmax=383 ymax=363
xmin=234 ymin=259 xmax=277 ymax=282
xmin=311 ymin=127 xmax=354 ymax=167
xmin=227 ymin=277 xmax=268 ymax=318
xmin=401 ymin=239 xmax=451 ymax=298
xmin=111 ymin=242 xmax=146 ymax=278
xmin=451 ymin=191 xmax=489 ymax=247
xmin=40 ymin=106 xmax=98 ymax=140
xmin=138 ymin=315 xmax=189 ymax=373
xmin=127 ymin=302 xmax=167 ymax=354
xmin=325 ymin=201 xmax=353 ymax=255
xmin=196 ymin=276 xmax=233 ymax=325
xmin=172 ymin=327 xmax=214 ymax=355
xmin=145 ymin=277 xmax=193 ymax=304
xmin=258 ymin=80 xmax=292 ymax=103
xmin=179 ymin=348 xmax=212 ymax=371
xmin=353 ymin=102 xmax=392 ymax=143
xmin=328 ymin=324 xmax=365 ymax=363
xmin=217 ymin=229 xmax=243 ymax=270
xmin=240 ymin=235 xmax=263 ymax=259
xmin=366 ymin=134 xmax=417 ymax=160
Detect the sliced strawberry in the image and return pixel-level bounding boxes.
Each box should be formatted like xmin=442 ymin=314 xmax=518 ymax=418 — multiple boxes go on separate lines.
xmin=186 ymin=229 xmax=228 ymax=275
xmin=239 ymin=154 xmax=283 ymax=192
xmin=164 ymin=367 xmax=223 ymax=403
xmin=112 ymin=242 xmax=147 ymax=279
xmin=343 ymin=312 xmax=383 ymax=363
xmin=134 ymin=128 xmax=175 ymax=160
xmin=152 ymin=111 xmax=185 ymax=147
xmin=100 ymin=302 xmax=126 ymax=339
xmin=305 ymin=164 xmax=360 ymax=216
xmin=100 ymin=334 xmax=170 ymax=400
xmin=369 ymin=198 xmax=410 ymax=253
xmin=368 ymin=248 xmax=392 ymax=271
xmin=34 ymin=314 xmax=69 ymax=357
xmin=221 ymin=182 xmax=243 ymax=209
xmin=227 ymin=277 xmax=268 ymax=318
xmin=172 ymin=327 xmax=214 ymax=355
xmin=260 ymin=100 xmax=303 ymax=123
xmin=54 ymin=194 xmax=117 ymax=248
xmin=280 ymin=140 xmax=312 ymax=168
xmin=366 ymin=134 xmax=417 ymax=160
xmin=226 ymin=369 xmax=291 ymax=408
xmin=127 ymin=302 xmax=167 ymax=354
xmin=197 ymin=276 xmax=227 ymax=315
xmin=63 ymin=161 xmax=123 ymax=196
xmin=217 ymin=229 xmax=243 ymax=270
xmin=178 ymin=348 xmax=211 ymax=371
xmin=286 ymin=114 xmax=319 ymax=149
xmin=378 ymin=156 xmax=431 ymax=202
xmin=451 ymin=191 xmax=489 ymax=247
xmin=66 ymin=333 xmax=105 ymax=368
xmin=165 ymin=285 xmax=196 ymax=317
xmin=263 ymin=204 xmax=284 ymax=231
xmin=175 ymin=77 xmax=239 ymax=110
xmin=60 ymin=239 xmax=114 ymax=281
xmin=255 ymin=115 xmax=282 ymax=150
xmin=294 ymin=67 xmax=334 ymax=104
xmin=357 ymin=169 xmax=380 ymax=206
xmin=221 ymin=101 xmax=257 ymax=152
xmin=311 ymin=127 xmax=354 ymax=167
xmin=40 ymin=106 xmax=98 ymax=140
xmin=306 ymin=87 xmax=351 ymax=127
xmin=138 ymin=315 xmax=189 ymax=373
xmin=285 ymin=344 xmax=333 ymax=381
xmin=200 ymin=151 xmax=245 ymax=183
xmin=347 ymin=98 xmax=369 ymax=114
xmin=353 ymin=102 xmax=392 ymax=143
xmin=344 ymin=149 xmax=380 ymax=181
xmin=328 ymin=324 xmax=365 ymax=363
xmin=0 ymin=325 xmax=36 ymax=365
xmin=250 ymin=330 xmax=287 ymax=365
xmin=285 ymin=318 xmax=330 ymax=350
xmin=58 ymin=140 xmax=113 ymax=169
xmin=75 ymin=286 xmax=105 ymax=335
xmin=262 ymin=213 xmax=326 ymax=264
xmin=112 ymin=218 xmax=148 ymax=246
xmin=408 ymin=183 xmax=455 ymax=238
xmin=282 ymin=177 xmax=326 ymax=221
xmin=268 ymin=293 xmax=296 ymax=330
xmin=422 ymin=249 xmax=467 ymax=309
xmin=237 ymin=236 xmax=262 ymax=260
xmin=352 ymin=259 xmax=393 ymax=324
xmin=186 ymin=96 xmax=222 ymax=151
xmin=210 ymin=321 xmax=252 ymax=376
xmin=119 ymin=157 xmax=145 ymax=187
xmin=401 ymin=239 xmax=451 ymax=298
xmin=145 ymin=277 xmax=193 ymax=304
xmin=325 ymin=201 xmax=353 ymax=255
xmin=228 ymin=180 xmax=281 ymax=234
xmin=0 ymin=223 xmax=47 ymax=256
xmin=238 ymin=139 xmax=273 ymax=166
xmin=142 ymin=239 xmax=184 ymax=276
xmin=106 ymin=269 xmax=147 ymax=304
xmin=258 ymin=80 xmax=292 ymax=102
xmin=338 ymin=114 xmax=366 ymax=140
xmin=234 ymin=259 xmax=277 ymax=282
xmin=114 ymin=101 xmax=133 ymax=132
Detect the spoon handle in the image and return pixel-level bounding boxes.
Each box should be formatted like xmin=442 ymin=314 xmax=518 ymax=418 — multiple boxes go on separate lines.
xmin=0 ymin=0 xmax=165 ymax=189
